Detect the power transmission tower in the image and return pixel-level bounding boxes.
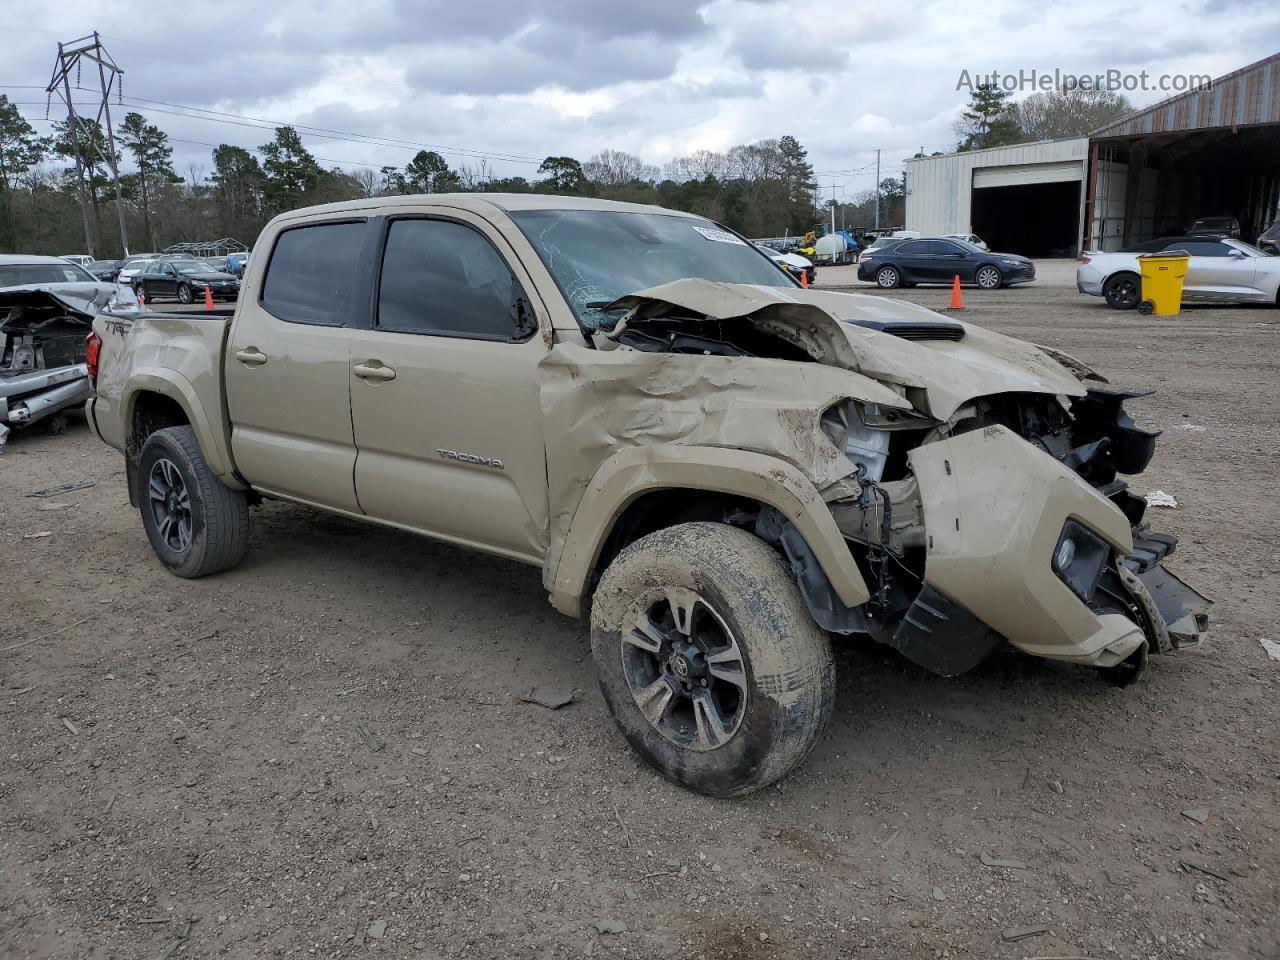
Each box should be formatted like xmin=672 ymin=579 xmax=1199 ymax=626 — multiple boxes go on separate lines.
xmin=47 ymin=32 xmax=130 ymax=257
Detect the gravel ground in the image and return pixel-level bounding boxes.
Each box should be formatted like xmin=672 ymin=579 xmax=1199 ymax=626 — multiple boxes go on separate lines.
xmin=2 ymin=274 xmax=1278 ymax=960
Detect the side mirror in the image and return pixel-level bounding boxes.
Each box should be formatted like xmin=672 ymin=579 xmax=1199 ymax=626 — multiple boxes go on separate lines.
xmin=1227 ymin=249 xmax=1247 ymax=260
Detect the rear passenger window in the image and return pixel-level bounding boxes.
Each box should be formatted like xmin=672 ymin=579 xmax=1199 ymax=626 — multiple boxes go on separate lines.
xmin=1164 ymin=241 xmax=1228 ymax=257
xmin=261 ymin=221 xmax=367 ymax=325
xmin=377 ymin=218 xmax=530 ymax=341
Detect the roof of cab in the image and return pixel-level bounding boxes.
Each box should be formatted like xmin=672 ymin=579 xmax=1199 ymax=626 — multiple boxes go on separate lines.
xmin=0 ymin=253 xmax=89 ymax=265
xmin=268 ymin=192 xmax=698 ymax=224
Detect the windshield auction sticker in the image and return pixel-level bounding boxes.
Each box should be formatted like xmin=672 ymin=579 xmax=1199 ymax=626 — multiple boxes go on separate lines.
xmin=692 ymin=226 xmax=746 ymax=245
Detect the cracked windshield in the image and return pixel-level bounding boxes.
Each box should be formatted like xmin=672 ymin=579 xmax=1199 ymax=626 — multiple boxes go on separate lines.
xmin=510 ymin=209 xmax=793 ymax=331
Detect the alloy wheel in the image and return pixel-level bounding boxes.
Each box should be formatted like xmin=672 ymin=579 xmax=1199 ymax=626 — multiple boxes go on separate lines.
xmin=976 ymin=266 xmax=1001 ymax=289
xmin=147 ymin=457 xmax=193 ymax=552
xmin=876 ymin=267 xmax=898 ymax=288
xmin=620 ymin=587 xmax=747 ymax=752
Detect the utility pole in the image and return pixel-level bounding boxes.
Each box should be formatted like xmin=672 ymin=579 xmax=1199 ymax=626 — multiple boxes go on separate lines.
xmin=874 ymin=148 xmax=881 ymax=231
xmin=47 ymin=32 xmax=130 ymax=257
xmin=817 ymin=182 xmax=844 ymax=236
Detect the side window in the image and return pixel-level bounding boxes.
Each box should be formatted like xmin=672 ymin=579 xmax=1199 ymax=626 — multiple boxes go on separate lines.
xmin=1167 ymin=241 xmax=1228 ymax=257
xmin=904 ymin=240 xmax=945 ymax=256
xmin=934 ymin=241 xmax=965 ymax=256
xmin=377 ymin=218 xmax=530 ymax=341
xmin=895 ymin=240 xmax=924 ymax=256
xmin=261 ymin=221 xmax=367 ymax=325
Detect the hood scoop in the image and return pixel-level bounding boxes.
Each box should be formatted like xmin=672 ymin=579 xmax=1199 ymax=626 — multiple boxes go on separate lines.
xmin=842 ymin=317 xmax=966 ymax=342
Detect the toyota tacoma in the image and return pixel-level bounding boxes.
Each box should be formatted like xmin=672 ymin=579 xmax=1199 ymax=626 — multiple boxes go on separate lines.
xmin=86 ymin=195 xmax=1211 ymax=796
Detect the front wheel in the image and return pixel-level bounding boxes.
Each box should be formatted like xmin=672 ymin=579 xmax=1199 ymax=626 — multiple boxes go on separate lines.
xmin=137 ymin=426 xmax=249 ymax=578
xmin=590 ymin=522 xmax=835 ymax=797
xmin=975 ymin=265 xmax=1002 ymax=289
xmin=177 ymin=283 xmax=193 ymax=304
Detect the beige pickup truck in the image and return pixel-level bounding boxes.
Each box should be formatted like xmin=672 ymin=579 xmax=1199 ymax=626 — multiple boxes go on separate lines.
xmin=87 ymin=194 xmax=1210 ymax=796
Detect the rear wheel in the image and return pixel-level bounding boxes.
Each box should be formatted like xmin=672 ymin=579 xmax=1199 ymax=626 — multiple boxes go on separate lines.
xmin=875 ymin=265 xmax=900 ymax=288
xmin=590 ymin=522 xmax=835 ymax=797
xmin=137 ymin=426 xmax=249 ymax=578
xmin=975 ymin=265 xmax=1002 ymax=289
xmin=1103 ymin=272 xmax=1141 ymax=310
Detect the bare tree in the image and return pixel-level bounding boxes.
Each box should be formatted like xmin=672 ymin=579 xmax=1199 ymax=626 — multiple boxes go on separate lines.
xmin=353 ymin=166 xmax=379 ymax=197
xmin=1012 ymin=88 xmax=1134 ymax=140
xmin=583 ymin=148 xmax=658 ymax=186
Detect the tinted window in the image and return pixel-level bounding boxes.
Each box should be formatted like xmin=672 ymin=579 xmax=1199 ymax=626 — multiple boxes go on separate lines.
xmin=1163 ymin=241 xmax=1228 ymax=257
xmin=377 ymin=218 xmax=528 ymax=340
xmin=898 ymin=240 xmax=949 ymax=256
xmin=261 ymin=221 xmax=366 ymax=325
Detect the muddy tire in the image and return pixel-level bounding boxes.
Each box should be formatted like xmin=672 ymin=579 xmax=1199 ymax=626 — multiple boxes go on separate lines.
xmin=137 ymin=426 xmax=249 ymax=578
xmin=590 ymin=522 xmax=835 ymax=797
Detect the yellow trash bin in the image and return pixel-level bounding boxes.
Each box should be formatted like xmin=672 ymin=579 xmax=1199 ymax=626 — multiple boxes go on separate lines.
xmin=1136 ymin=252 xmax=1190 ymax=316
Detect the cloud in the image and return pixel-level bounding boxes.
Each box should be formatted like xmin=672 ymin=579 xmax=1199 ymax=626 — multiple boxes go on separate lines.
xmin=0 ymin=0 xmax=1274 ymax=197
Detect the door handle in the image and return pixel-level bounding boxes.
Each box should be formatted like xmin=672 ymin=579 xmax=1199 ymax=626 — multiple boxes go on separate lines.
xmin=235 ymin=348 xmax=268 ymax=366
xmin=353 ymin=362 xmax=396 ymax=382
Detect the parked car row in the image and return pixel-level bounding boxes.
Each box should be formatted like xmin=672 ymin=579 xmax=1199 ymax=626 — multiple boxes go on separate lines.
xmin=132 ymin=259 xmax=241 ymax=303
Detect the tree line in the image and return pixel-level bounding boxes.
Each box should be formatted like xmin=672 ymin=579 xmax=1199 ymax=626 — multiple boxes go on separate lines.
xmin=0 ymin=95 xmax=841 ymax=258
xmin=950 ymin=85 xmax=1134 ymax=153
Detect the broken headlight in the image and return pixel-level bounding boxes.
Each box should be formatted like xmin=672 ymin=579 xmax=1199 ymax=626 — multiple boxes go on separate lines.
xmin=1052 ymin=521 xmax=1109 ymax=601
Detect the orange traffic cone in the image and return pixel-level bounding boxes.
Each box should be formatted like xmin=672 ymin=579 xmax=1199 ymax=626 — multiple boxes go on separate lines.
xmin=136 ymin=288 xmax=145 ymax=306
xmin=798 ymin=268 xmax=808 ymax=288
xmin=946 ymin=273 xmax=964 ymax=310
xmin=203 ymin=285 xmax=215 ymax=310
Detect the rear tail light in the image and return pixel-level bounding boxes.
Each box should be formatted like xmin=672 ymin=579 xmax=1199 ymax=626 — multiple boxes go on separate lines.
xmin=86 ymin=332 xmax=102 ymax=383
xmin=1078 ymin=256 xmax=1091 ymax=264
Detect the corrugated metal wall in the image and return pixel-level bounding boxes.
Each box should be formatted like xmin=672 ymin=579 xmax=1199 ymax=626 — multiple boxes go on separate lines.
xmin=904 ymin=139 xmax=1088 ymax=234
xmin=1091 ymin=53 xmax=1280 ymax=139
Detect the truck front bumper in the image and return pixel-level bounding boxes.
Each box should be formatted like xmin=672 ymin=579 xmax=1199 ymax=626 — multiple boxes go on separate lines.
xmin=906 ymin=425 xmax=1210 ymax=669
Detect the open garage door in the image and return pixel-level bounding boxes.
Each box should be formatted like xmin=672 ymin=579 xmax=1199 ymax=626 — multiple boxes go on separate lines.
xmin=971 ymin=180 xmax=1082 ymax=258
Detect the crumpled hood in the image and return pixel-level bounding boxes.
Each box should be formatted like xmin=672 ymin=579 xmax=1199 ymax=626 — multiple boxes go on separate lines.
xmin=0 ymin=283 xmax=116 ymax=324
xmin=607 ymin=279 xmax=1088 ymax=420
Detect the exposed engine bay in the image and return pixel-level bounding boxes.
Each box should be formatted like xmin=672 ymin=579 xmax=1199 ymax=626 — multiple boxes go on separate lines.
xmin=587 ymin=282 xmax=1211 ymax=682
xmin=0 ymin=285 xmax=111 ymax=451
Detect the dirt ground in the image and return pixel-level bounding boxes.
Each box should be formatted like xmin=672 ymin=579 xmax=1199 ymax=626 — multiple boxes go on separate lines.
xmin=2 ymin=272 xmax=1278 ymax=960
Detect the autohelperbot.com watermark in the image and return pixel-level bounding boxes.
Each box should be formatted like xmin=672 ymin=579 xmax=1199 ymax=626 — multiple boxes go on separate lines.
xmin=956 ymin=68 xmax=1213 ymax=95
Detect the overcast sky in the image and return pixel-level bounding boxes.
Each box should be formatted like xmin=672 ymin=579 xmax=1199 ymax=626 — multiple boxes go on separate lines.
xmin=2 ymin=0 xmax=1276 ymax=197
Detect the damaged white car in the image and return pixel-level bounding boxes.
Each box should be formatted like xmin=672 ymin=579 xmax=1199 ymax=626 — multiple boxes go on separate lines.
xmin=0 ymin=277 xmax=115 ymax=450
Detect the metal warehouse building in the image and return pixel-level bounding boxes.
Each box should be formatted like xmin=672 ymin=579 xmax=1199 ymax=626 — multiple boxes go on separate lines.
xmin=904 ymin=52 xmax=1280 ymax=257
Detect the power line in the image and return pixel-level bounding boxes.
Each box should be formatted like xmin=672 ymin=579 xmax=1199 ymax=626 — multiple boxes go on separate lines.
xmin=119 ymin=95 xmax=545 ymax=164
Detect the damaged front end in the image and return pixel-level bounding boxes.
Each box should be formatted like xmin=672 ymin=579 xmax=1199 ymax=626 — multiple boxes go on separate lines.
xmin=572 ymin=279 xmax=1210 ymax=682
xmin=0 ymin=285 xmax=111 ymax=451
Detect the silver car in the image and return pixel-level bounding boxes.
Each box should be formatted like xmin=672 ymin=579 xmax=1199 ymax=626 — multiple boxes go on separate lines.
xmin=1077 ymin=237 xmax=1280 ymax=309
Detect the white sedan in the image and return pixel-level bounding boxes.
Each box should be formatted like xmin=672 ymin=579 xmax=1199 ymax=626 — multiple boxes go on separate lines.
xmin=1078 ymin=237 xmax=1279 ymax=309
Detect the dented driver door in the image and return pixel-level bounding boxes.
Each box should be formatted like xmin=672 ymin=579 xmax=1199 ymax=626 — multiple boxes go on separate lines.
xmin=348 ymin=211 xmax=550 ymax=564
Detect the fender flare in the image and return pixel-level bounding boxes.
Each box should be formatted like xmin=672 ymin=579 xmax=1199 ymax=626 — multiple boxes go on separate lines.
xmin=548 ymin=444 xmax=869 ymax=618
xmin=124 ymin=368 xmax=243 ymax=488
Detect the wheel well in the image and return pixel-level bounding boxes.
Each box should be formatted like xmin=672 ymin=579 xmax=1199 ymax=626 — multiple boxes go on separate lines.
xmin=126 ymin=392 xmax=190 ymax=501
xmin=1105 ymin=270 xmax=1139 ymax=286
xmin=589 ymin=489 xmax=758 ymax=594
